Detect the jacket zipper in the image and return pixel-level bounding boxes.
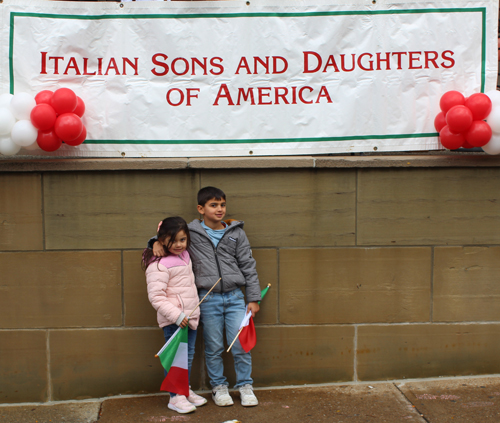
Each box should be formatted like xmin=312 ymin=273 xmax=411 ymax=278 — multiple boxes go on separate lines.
xmin=176 ymin=294 xmax=185 ymax=312
xmin=213 ymin=246 xmax=224 ymax=292
xmin=214 ymin=223 xmax=236 ymax=293
xmin=196 ymin=221 xmax=240 ymax=294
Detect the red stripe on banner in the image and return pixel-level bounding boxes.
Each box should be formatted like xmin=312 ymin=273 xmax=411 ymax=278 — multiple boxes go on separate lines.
xmin=239 ymin=316 xmax=257 ymax=353
xmin=160 ymin=367 xmax=189 ymax=397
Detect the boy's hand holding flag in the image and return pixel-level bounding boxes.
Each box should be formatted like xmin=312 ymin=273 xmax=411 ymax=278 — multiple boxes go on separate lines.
xmin=227 ymin=284 xmax=271 ymax=353
xmin=238 ymin=305 xmax=257 ymax=353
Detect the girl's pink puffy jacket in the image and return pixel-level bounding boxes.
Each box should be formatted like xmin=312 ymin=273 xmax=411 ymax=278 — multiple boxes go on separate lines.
xmin=145 ymin=250 xmax=200 ymax=330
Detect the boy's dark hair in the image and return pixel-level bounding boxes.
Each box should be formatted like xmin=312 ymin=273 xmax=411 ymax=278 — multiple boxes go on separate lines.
xmin=142 ymin=216 xmax=190 ymax=270
xmin=197 ymin=186 xmax=226 ymax=206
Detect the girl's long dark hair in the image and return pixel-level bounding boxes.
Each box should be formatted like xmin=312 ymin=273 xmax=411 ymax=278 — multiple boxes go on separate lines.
xmin=142 ymin=216 xmax=190 ymax=271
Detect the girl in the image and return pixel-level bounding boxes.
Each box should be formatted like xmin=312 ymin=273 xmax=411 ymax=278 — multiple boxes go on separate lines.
xmin=142 ymin=216 xmax=207 ymax=414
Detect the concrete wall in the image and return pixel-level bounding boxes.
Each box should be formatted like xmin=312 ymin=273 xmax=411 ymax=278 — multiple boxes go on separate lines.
xmin=1 ymin=155 xmax=500 ymax=403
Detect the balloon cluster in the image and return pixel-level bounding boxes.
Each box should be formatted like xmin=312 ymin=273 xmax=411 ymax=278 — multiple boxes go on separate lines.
xmin=0 ymin=88 xmax=86 ymax=156
xmin=434 ymin=91 xmax=493 ymax=151
xmin=32 ymin=88 xmax=86 ymax=152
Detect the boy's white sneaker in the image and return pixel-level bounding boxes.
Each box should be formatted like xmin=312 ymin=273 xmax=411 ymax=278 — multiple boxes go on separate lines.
xmin=188 ymin=389 xmax=208 ymax=406
xmin=212 ymin=384 xmax=234 ymax=406
xmin=168 ymin=395 xmax=196 ymax=414
xmin=239 ymin=384 xmax=258 ymax=407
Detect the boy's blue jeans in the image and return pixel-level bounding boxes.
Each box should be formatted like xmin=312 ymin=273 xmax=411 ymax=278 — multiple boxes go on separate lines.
xmin=198 ymin=288 xmax=253 ymax=388
xmin=162 ymin=324 xmax=197 ymax=397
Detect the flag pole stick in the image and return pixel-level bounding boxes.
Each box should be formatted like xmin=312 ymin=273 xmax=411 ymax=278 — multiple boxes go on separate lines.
xmin=188 ymin=278 xmax=221 ymax=318
xmin=226 ymin=284 xmax=271 ymax=353
xmin=227 ymin=327 xmax=244 ymax=353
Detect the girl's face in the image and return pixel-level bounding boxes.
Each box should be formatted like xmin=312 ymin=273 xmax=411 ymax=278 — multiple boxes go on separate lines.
xmin=163 ymin=230 xmax=188 ymax=256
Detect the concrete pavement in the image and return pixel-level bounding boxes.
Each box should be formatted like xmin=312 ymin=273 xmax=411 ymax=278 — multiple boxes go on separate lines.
xmin=2 ymin=375 xmax=500 ymax=423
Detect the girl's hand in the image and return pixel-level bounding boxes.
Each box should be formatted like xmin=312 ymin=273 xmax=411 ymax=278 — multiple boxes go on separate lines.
xmin=248 ymin=301 xmax=260 ymax=317
xmin=153 ymin=241 xmax=166 ymax=257
xmin=179 ymin=317 xmax=189 ymax=328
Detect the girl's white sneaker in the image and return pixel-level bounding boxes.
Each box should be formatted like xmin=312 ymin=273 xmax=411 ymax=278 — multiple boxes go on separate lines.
xmin=168 ymin=395 xmax=196 ymax=414
xmin=187 ymin=389 xmax=208 ymax=406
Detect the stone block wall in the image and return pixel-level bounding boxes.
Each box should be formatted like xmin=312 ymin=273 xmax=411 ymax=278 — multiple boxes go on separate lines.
xmin=1 ymin=158 xmax=500 ymax=403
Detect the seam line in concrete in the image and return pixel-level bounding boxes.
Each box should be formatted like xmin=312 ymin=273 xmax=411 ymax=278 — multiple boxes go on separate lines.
xmin=430 ymin=246 xmax=434 ymax=323
xmin=2 ymin=321 xmax=500 ymax=332
xmin=355 ymin=168 xmax=359 ymax=246
xmin=46 ymin=330 xmax=52 ymax=401
xmin=121 ymin=250 xmax=125 ymax=326
xmin=5 ymin=244 xmax=496 ymax=253
xmin=276 ymin=247 xmax=281 ymax=324
xmin=394 ymin=382 xmax=430 ymax=423
xmin=353 ymin=325 xmax=358 ymax=382
xmin=95 ymin=401 xmax=104 ymax=422
xmin=41 ymin=173 xmax=46 ymax=251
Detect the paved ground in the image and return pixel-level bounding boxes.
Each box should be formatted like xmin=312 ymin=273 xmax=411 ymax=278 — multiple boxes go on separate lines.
xmin=1 ymin=375 xmax=500 ymax=423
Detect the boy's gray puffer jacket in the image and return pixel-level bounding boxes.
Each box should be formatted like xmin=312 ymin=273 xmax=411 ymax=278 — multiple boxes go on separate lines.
xmin=148 ymin=219 xmax=262 ymax=303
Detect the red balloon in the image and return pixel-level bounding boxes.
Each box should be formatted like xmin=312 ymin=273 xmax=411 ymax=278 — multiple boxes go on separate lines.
xmin=30 ymin=104 xmax=57 ymax=131
xmin=434 ymin=112 xmax=447 ymax=132
xmin=440 ymin=91 xmax=465 ymax=114
xmin=446 ymin=105 xmax=473 ymax=134
xmin=37 ymin=129 xmax=62 ymax=152
xmin=440 ymin=125 xmax=465 ymax=150
xmin=64 ymin=125 xmax=86 ymax=146
xmin=73 ymin=97 xmax=85 ymax=118
xmin=464 ymin=93 xmax=492 ymax=121
xmin=51 ymin=88 xmax=77 ymax=114
xmin=462 ymin=140 xmax=474 ymax=149
xmin=35 ymin=90 xmax=54 ymax=105
xmin=465 ymin=120 xmax=492 ymax=147
xmin=54 ymin=113 xmax=83 ymax=142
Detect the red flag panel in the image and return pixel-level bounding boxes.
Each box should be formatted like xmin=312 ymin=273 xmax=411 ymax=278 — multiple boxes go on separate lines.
xmin=239 ymin=316 xmax=257 ymax=353
xmin=160 ymin=367 xmax=189 ymax=397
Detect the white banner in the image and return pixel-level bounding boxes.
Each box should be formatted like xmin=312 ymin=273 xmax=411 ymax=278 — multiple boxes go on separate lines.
xmin=0 ymin=0 xmax=498 ymax=157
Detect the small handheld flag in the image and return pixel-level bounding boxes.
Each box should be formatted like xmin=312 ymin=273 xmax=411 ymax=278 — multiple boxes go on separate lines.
xmin=238 ymin=307 xmax=257 ymax=353
xmin=156 ymin=326 xmax=189 ymax=396
xmin=227 ymin=284 xmax=271 ymax=353
xmin=154 ymin=277 xmax=221 ymax=395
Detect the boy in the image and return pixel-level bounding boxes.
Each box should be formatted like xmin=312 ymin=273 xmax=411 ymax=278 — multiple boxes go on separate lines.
xmin=148 ymin=186 xmax=261 ymax=407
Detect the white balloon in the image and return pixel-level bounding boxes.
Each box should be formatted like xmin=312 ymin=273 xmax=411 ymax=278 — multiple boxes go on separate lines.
xmin=486 ymin=90 xmax=500 ymax=107
xmin=485 ymin=107 xmax=500 ymax=134
xmin=482 ymin=133 xmax=500 ymax=155
xmin=10 ymin=92 xmax=36 ymax=120
xmin=0 ymin=107 xmax=16 ymax=135
xmin=0 ymin=93 xmax=13 ymax=109
xmin=11 ymin=120 xmax=38 ymax=147
xmin=0 ymin=136 xmax=21 ymax=155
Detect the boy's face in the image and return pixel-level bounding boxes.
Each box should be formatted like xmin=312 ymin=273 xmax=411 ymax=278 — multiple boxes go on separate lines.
xmin=197 ymin=197 xmax=226 ymax=225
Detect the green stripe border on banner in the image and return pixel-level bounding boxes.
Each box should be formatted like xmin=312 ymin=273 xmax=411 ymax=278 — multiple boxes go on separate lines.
xmin=83 ymin=132 xmax=438 ymax=145
xmin=8 ymin=7 xmax=487 ymax=145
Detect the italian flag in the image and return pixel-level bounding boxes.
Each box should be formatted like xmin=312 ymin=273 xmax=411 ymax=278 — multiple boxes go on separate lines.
xmin=238 ymin=284 xmax=270 ymax=353
xmin=156 ymin=326 xmax=189 ymax=396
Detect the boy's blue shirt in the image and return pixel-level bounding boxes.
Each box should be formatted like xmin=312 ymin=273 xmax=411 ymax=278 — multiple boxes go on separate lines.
xmin=200 ymin=220 xmax=227 ymax=247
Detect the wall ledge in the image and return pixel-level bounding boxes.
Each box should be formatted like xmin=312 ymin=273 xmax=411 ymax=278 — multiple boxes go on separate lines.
xmin=1 ymin=152 xmax=500 ymax=172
